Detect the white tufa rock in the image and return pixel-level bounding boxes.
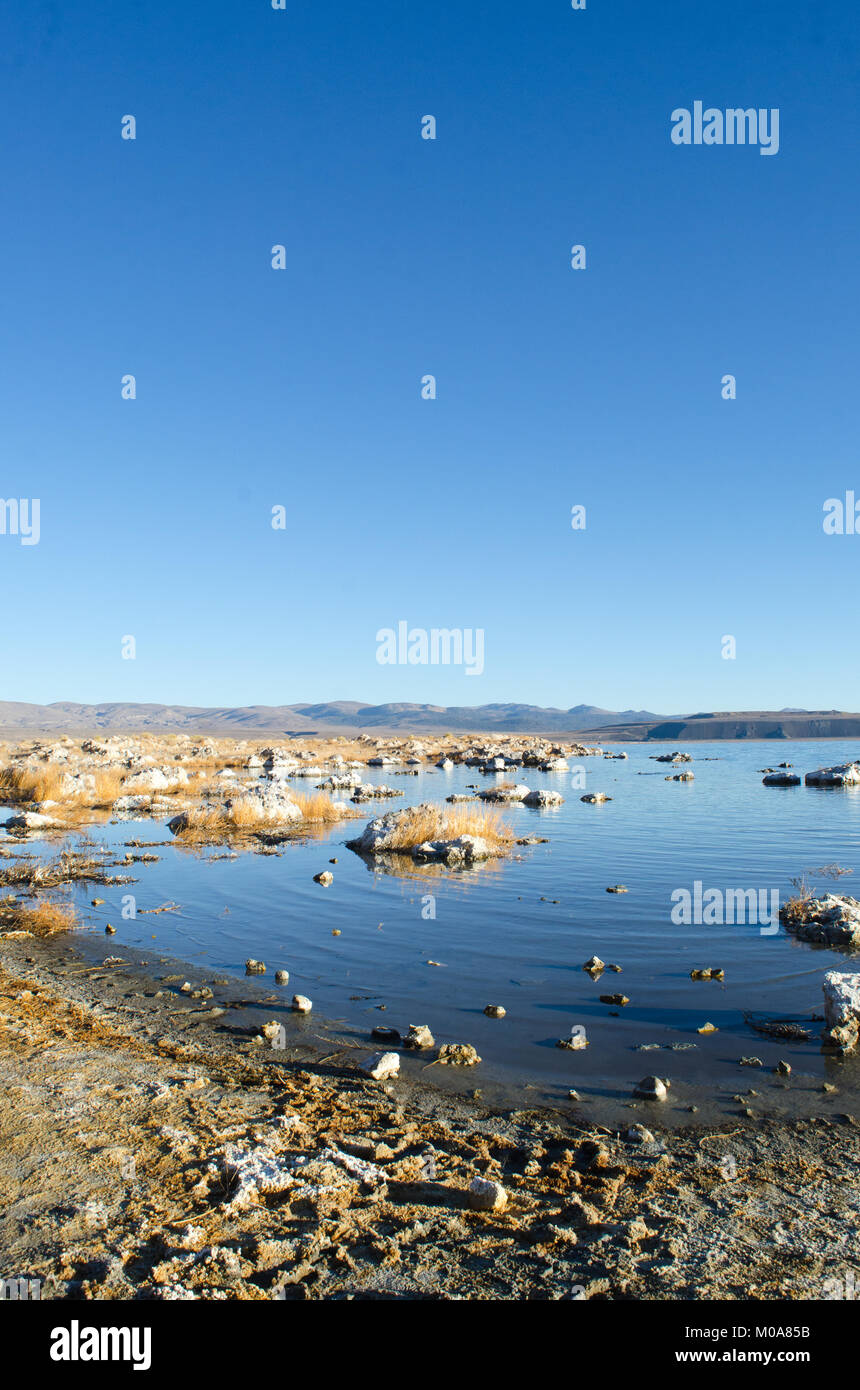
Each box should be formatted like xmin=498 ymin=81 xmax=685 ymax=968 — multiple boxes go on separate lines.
xmin=523 ymin=789 xmax=564 ymax=807
xmin=359 ymin=1051 xmax=401 ymax=1081
xmin=822 ymin=970 xmax=860 ymax=1052
xmin=805 ymin=762 xmax=860 ymax=787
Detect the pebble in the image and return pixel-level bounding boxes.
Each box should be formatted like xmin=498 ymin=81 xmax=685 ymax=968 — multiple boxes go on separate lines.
xmin=739 ymin=1057 xmax=763 ymax=1068
xmin=600 ymin=994 xmax=629 ymax=1007
xmin=291 ymin=994 xmax=312 ymax=1013
xmin=633 ymin=1076 xmax=668 ymax=1102
xmin=437 ymin=1043 xmax=481 ymax=1066
xmin=245 ymin=959 xmax=266 ymax=975
xmin=484 ymin=1005 xmax=506 ymax=1018
xmin=105 ymin=924 xmax=116 ymax=935
xmin=625 ymin=1124 xmax=656 ymax=1144
xmin=360 ymin=1051 xmax=400 ymax=1082
xmin=776 ymin=1060 xmax=792 ymax=1076
xmin=404 ymin=1024 xmax=435 ymax=1049
xmin=468 ymin=1177 xmax=508 ymax=1212
xmin=275 ymin=970 xmax=289 ymax=985
xmin=313 ymin=871 xmax=333 ymax=887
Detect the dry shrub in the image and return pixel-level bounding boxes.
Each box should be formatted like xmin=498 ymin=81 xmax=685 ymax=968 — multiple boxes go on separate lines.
xmin=382 ymin=803 xmax=512 ymax=851
xmin=0 ymin=896 xmax=78 ymax=936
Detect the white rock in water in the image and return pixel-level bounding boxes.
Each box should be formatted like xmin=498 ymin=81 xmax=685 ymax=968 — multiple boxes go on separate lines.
xmin=113 ymin=794 xmax=152 ymax=812
xmin=477 ymin=784 xmax=530 ymax=803
xmin=805 ymin=762 xmax=860 ymax=787
xmin=523 ymin=789 xmax=564 ymax=807
xmin=275 ymin=969 xmax=289 ymax=985
xmin=359 ymin=1051 xmax=400 ymax=1081
xmin=292 ymin=994 xmax=312 ymax=1013
xmin=313 ymin=871 xmax=333 ymax=886
xmin=484 ymin=1004 xmax=506 ymax=1018
xmin=404 ymin=1024 xmax=434 ymax=1049
xmin=782 ymin=894 xmax=860 ymax=948
xmin=633 ymin=1075 xmax=668 ymax=1101
xmin=412 ymin=834 xmax=492 ymax=864
xmin=823 ymin=970 xmax=860 ymax=1052
xmin=3 ymin=810 xmax=62 ymax=830
xmin=581 ymin=793 xmax=611 ymax=804
xmin=468 ymin=1177 xmax=508 ymax=1212
xmin=225 ymin=783 xmax=303 ymax=823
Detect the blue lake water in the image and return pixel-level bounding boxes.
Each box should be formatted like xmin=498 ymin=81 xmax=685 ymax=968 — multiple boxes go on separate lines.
xmin=7 ymin=738 xmax=860 ymax=1125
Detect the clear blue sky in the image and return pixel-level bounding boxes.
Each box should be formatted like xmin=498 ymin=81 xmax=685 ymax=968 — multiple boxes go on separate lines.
xmin=1 ymin=0 xmax=858 ymax=714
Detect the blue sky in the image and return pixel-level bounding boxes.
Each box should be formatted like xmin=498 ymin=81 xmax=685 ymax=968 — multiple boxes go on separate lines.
xmin=1 ymin=0 xmax=858 ymax=714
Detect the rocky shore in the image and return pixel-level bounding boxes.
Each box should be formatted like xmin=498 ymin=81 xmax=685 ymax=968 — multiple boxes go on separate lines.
xmin=0 ymin=930 xmax=857 ymax=1302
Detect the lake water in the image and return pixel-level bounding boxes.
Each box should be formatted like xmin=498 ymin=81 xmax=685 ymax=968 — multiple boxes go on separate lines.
xmin=7 ymin=739 xmax=860 ymax=1126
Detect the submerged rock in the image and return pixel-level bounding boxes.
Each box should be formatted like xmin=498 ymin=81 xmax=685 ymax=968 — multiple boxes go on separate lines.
xmin=762 ymin=771 xmax=801 ymax=787
xmin=581 ymin=793 xmax=611 ymax=804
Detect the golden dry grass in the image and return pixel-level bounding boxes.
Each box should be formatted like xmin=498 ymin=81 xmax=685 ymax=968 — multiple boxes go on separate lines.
xmin=169 ymin=788 xmax=356 ymax=843
xmin=380 ymin=802 xmax=512 ymax=851
xmin=0 ymin=896 xmax=78 ymax=936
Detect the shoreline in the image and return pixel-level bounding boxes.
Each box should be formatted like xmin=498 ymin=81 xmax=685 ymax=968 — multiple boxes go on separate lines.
xmin=1 ymin=929 xmax=858 ymax=1300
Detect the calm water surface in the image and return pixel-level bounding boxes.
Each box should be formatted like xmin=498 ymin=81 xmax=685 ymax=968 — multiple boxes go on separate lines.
xmin=7 ymin=739 xmax=860 ymax=1126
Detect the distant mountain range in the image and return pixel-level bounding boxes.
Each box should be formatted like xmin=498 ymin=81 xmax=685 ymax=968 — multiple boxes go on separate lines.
xmin=1 ymin=701 xmax=859 ymax=741
xmin=0 ymin=700 xmax=659 ymax=736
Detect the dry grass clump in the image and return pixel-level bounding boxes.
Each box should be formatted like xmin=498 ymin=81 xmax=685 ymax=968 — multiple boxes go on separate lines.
xmin=288 ymin=789 xmax=358 ymax=824
xmin=169 ymin=789 xmax=356 ymax=844
xmin=0 ymin=764 xmax=68 ymax=803
xmin=0 ymin=764 xmax=128 ymax=810
xmin=382 ymin=803 xmax=512 ymax=851
xmin=0 ymin=896 xmax=78 ymax=937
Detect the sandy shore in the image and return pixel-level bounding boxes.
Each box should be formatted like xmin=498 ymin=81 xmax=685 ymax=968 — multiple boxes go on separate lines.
xmin=0 ymin=930 xmax=858 ymax=1301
